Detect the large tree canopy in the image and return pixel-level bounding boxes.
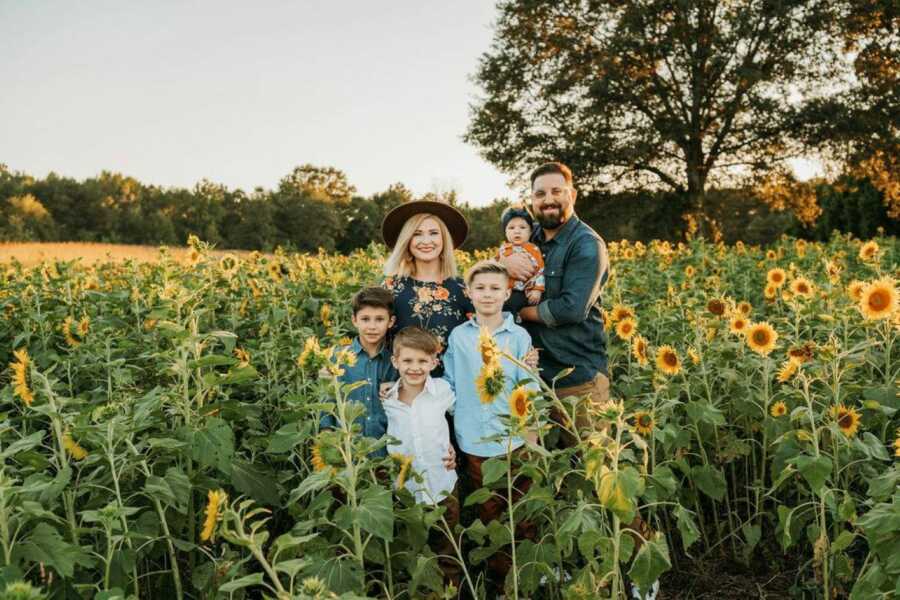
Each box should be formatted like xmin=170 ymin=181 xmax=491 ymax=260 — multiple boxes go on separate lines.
xmin=466 ymin=0 xmax=841 ymax=204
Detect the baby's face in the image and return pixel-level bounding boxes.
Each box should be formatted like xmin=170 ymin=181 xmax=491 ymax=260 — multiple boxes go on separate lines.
xmin=505 ymin=217 xmax=532 ymax=244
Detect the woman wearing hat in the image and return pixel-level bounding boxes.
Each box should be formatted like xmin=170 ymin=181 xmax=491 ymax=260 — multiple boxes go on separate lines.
xmin=381 ymin=200 xmax=472 ymax=374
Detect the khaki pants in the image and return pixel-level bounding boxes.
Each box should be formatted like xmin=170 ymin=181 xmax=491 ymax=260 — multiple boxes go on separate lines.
xmin=551 ymin=373 xmax=611 ymax=448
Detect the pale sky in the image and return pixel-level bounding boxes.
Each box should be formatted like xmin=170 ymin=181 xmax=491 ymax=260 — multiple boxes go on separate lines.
xmin=0 ymin=1 xmax=518 ymax=206
xmin=1 ymin=2 xmax=822 ymax=207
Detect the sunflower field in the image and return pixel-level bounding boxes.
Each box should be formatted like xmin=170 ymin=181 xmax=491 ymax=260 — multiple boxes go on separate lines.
xmin=0 ymin=234 xmax=898 ymax=600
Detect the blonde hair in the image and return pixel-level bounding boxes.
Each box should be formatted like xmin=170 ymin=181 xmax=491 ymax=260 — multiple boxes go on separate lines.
xmin=464 ymin=259 xmax=509 ymax=287
xmin=383 ymin=213 xmax=458 ymax=279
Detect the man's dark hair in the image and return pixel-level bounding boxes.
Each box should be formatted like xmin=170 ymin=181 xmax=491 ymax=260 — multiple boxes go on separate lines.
xmin=351 ymin=286 xmax=395 ymax=316
xmin=530 ymin=162 xmax=574 ymax=188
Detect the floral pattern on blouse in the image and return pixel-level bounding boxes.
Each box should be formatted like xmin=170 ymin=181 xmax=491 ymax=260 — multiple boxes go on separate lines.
xmin=384 ymin=275 xmax=474 ymax=374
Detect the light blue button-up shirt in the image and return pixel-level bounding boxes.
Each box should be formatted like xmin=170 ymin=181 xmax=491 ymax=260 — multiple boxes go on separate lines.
xmin=319 ymin=338 xmax=397 ymax=458
xmin=442 ymin=313 xmax=539 ymax=457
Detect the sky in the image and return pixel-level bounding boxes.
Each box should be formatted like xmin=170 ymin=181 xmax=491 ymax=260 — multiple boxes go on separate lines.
xmin=1 ymin=2 xmax=823 ymax=208
xmin=0 ymin=1 xmax=519 ymax=206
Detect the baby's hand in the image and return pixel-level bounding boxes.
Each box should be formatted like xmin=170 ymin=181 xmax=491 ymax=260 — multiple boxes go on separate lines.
xmin=379 ymin=382 xmax=394 ymax=400
xmin=526 ymin=289 xmax=543 ymax=305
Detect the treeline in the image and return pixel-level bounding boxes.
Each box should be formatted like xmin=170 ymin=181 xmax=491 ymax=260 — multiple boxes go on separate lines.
xmin=0 ymin=163 xmax=896 ymax=251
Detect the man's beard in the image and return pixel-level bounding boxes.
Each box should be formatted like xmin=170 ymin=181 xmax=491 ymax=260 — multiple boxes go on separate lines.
xmin=535 ymin=205 xmax=566 ymax=230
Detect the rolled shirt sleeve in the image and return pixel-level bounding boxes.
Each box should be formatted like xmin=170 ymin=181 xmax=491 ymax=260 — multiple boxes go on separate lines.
xmin=537 ymin=235 xmax=608 ymax=328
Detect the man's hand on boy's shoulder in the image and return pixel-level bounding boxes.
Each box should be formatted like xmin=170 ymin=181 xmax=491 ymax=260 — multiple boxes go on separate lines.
xmin=442 ymin=445 xmax=456 ymax=471
xmin=379 ymin=382 xmax=394 ymax=400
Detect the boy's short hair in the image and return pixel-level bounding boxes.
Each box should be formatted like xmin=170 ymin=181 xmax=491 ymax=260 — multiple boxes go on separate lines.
xmin=352 ymin=287 xmax=395 ymax=316
xmin=464 ymin=259 xmax=510 ymax=287
xmin=393 ymin=326 xmax=441 ymax=356
xmin=530 ymin=162 xmax=574 ymax=188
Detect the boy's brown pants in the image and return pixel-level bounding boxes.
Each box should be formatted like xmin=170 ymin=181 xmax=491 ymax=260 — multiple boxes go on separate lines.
xmin=464 ymin=449 xmax=536 ymax=579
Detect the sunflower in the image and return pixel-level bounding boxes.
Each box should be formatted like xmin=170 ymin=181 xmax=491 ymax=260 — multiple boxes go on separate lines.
xmin=766 ymin=250 xmax=777 ymax=261
xmin=706 ymin=298 xmax=726 ymax=316
xmin=632 ymin=411 xmax=655 ymax=435
xmin=319 ymin=304 xmax=332 ymax=325
xmin=311 ymin=441 xmax=333 ymax=473
xmin=688 ymin=347 xmax=701 ymax=365
xmin=632 ymin=335 xmax=649 ymax=366
xmin=847 ymin=280 xmax=866 ymax=301
xmin=858 ymin=240 xmax=879 ymax=262
xmin=391 ymin=454 xmax=413 ymax=489
xmin=770 ymin=401 xmax=788 ymax=417
xmin=790 ymin=277 xmax=815 ymax=299
xmin=9 ymin=349 xmax=34 ymax=406
xmin=894 ymin=429 xmax=900 ymax=458
xmin=767 ymin=268 xmax=787 ymax=288
xmin=656 ymin=345 xmax=681 ymax=376
xmin=186 ymin=247 xmax=202 ymax=267
xmin=616 ymin=317 xmax=637 ymax=340
xmin=610 ymin=304 xmax=635 ymax=323
xmin=476 ymin=362 xmax=506 ymax=404
xmin=859 ymin=277 xmax=898 ymax=321
xmin=776 ymin=359 xmax=799 ymax=383
xmin=729 ymin=315 xmax=748 ymax=335
xmin=829 ymin=404 xmax=861 ymax=438
xmin=234 ymin=347 xmax=251 ymax=368
xmin=77 ymin=316 xmax=90 ymax=337
xmin=746 ymin=322 xmax=778 ymax=356
xmin=478 ymin=326 xmax=500 ymax=366
xmin=825 ymin=259 xmax=841 ymax=283
xmin=737 ymin=301 xmax=752 ymax=316
xmin=200 ymin=489 xmax=227 ymax=542
xmin=508 ymin=386 xmax=531 ymax=423
xmin=684 ymin=265 xmax=696 ymax=278
xmin=219 ymin=254 xmax=239 ymax=278
xmin=267 ymin=261 xmax=284 ymax=283
xmin=61 ymin=316 xmax=80 ymax=348
xmin=788 ymin=342 xmax=815 ymax=364
xmin=795 ymin=239 xmax=808 ymax=256
xmin=764 ymin=284 xmax=777 ymax=300
xmin=63 ymin=433 xmax=88 ymax=460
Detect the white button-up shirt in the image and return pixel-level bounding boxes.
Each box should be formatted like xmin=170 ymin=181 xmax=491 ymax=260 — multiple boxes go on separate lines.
xmin=383 ymin=377 xmax=457 ymax=505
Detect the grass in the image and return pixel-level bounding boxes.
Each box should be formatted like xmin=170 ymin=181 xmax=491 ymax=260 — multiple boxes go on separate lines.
xmin=0 ymin=242 xmax=262 ymax=266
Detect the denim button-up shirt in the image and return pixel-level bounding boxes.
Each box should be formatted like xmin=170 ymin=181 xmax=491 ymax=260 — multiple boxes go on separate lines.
xmin=524 ymin=215 xmax=609 ymax=387
xmin=442 ymin=313 xmax=539 ymax=458
xmin=319 ymin=338 xmax=397 ymax=457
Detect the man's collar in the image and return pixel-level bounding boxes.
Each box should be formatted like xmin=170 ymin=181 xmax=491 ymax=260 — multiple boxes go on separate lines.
xmin=534 ymin=213 xmax=580 ymax=244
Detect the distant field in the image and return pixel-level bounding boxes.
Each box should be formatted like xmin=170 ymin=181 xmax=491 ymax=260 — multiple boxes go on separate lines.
xmin=0 ymin=242 xmax=259 ymax=266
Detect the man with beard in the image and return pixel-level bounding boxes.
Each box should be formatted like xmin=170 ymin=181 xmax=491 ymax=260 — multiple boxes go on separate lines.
xmin=499 ymin=161 xmax=610 ymax=446
xmin=501 ymin=163 xmax=659 ymax=600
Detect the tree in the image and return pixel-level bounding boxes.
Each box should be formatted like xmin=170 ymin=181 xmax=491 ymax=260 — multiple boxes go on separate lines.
xmin=335 ymin=183 xmax=413 ymax=254
xmin=279 ymin=165 xmax=356 ymax=203
xmin=466 ymin=0 xmax=840 ymax=212
xmin=0 ymin=194 xmax=57 ymax=241
xmin=802 ymin=0 xmax=899 ymax=218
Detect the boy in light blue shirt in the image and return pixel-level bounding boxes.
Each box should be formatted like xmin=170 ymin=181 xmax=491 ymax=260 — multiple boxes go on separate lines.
xmin=441 ymin=259 xmax=539 ymax=579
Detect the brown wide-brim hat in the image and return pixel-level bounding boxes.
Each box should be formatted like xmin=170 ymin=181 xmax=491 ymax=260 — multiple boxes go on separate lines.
xmin=381 ymin=200 xmax=469 ymax=249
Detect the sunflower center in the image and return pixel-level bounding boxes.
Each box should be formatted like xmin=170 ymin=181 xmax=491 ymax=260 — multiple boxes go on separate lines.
xmin=838 ymin=412 xmax=853 ymax=428
xmin=869 ymin=290 xmax=888 ymax=310
xmin=664 ymin=352 xmax=677 ymax=367
xmin=753 ymin=331 xmax=769 ymax=345
xmin=638 ymin=415 xmax=652 ymax=427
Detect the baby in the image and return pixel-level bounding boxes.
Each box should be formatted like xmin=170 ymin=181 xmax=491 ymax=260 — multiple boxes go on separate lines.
xmin=496 ymin=206 xmax=545 ymax=307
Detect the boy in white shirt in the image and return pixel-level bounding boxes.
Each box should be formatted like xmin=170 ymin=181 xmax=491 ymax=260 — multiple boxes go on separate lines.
xmin=382 ymin=326 xmax=459 ymax=584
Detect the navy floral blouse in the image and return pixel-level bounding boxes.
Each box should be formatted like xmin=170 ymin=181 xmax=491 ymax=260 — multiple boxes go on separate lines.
xmin=384 ymin=275 xmax=473 ymax=375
